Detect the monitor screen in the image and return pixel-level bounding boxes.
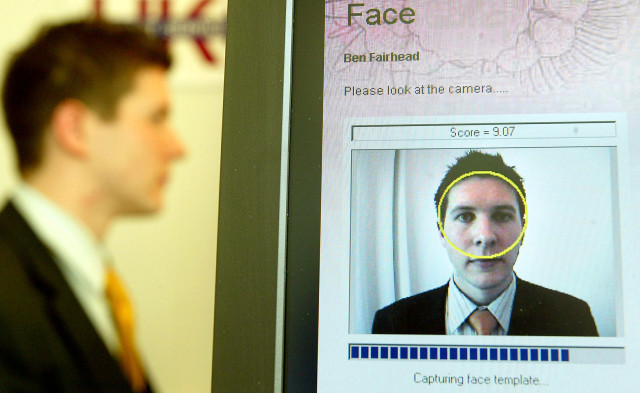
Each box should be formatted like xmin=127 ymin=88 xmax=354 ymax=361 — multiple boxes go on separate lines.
xmin=311 ymin=1 xmax=639 ymax=391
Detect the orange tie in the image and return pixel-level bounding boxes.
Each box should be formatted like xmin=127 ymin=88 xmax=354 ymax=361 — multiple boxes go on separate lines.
xmin=105 ymin=268 xmax=147 ymax=392
xmin=468 ymin=308 xmax=498 ymax=335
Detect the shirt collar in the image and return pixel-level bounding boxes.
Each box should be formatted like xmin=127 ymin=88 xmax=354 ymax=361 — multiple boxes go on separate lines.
xmin=446 ymin=273 xmax=517 ymax=333
xmin=12 ymin=183 xmax=107 ymax=294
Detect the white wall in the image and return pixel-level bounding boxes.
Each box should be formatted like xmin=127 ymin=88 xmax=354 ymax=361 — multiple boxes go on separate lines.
xmin=0 ymin=2 xmax=224 ymax=392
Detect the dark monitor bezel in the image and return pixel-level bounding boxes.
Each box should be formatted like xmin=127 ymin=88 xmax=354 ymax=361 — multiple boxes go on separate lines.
xmin=212 ymin=0 xmax=324 ymax=392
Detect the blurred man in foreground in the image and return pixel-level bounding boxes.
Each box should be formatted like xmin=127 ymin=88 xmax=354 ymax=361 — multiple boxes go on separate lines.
xmin=0 ymin=20 xmax=185 ymax=392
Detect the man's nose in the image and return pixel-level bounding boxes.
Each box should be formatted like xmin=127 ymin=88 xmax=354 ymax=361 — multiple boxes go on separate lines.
xmin=166 ymin=128 xmax=187 ymax=160
xmin=473 ymin=216 xmax=497 ymax=249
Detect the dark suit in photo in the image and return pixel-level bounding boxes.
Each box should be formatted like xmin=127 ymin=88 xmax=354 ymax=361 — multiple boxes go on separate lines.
xmin=372 ymin=277 xmax=599 ymax=336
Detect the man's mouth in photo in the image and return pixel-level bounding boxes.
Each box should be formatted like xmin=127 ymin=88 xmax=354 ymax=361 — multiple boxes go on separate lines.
xmin=468 ymin=258 xmax=503 ymax=268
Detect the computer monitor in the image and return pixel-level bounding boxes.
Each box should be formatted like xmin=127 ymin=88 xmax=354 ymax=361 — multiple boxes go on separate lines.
xmin=214 ymin=1 xmax=640 ymax=392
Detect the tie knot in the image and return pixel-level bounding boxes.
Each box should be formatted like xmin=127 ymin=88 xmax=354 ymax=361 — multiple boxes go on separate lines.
xmin=468 ymin=308 xmax=498 ymax=335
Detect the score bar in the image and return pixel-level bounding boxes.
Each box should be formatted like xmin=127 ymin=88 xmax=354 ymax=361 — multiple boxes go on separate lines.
xmin=351 ymin=121 xmax=617 ymax=141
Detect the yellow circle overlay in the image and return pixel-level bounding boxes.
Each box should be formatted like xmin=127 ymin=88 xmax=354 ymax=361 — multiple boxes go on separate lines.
xmin=437 ymin=170 xmax=528 ymax=260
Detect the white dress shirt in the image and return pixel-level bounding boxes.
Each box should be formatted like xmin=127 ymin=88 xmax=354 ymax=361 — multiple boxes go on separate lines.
xmin=445 ymin=273 xmax=517 ymax=335
xmin=12 ymin=183 xmax=120 ymax=354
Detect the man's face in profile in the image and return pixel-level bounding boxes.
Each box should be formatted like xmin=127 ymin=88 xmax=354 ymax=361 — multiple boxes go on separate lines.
xmin=88 ymin=66 xmax=185 ymax=215
xmin=440 ymin=176 xmax=523 ymax=298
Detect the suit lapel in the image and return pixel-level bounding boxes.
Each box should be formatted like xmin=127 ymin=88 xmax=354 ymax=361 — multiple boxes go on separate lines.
xmin=428 ymin=284 xmax=447 ymax=334
xmin=415 ymin=283 xmax=447 ymax=334
xmin=508 ymin=277 xmax=538 ymax=336
xmin=0 ymin=203 xmax=133 ymax=392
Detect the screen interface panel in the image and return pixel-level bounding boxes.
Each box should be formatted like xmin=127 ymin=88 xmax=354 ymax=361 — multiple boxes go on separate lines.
xmin=317 ymin=2 xmax=640 ymax=392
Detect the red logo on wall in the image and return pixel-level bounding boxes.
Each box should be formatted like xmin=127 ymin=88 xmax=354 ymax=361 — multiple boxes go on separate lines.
xmin=94 ymin=0 xmax=226 ymax=65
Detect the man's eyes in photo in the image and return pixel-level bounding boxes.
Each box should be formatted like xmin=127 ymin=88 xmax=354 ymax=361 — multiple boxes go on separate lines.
xmin=452 ymin=209 xmax=516 ymax=224
xmin=491 ymin=211 xmax=515 ymax=223
xmin=454 ymin=212 xmax=475 ymax=223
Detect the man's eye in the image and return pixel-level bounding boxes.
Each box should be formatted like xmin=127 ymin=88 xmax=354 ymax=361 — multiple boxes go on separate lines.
xmin=455 ymin=212 xmax=475 ymax=223
xmin=492 ymin=212 xmax=514 ymax=223
xmin=150 ymin=113 xmax=166 ymax=124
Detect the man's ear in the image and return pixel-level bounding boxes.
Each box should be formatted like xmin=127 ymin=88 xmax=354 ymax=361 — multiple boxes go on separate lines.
xmin=50 ymin=99 xmax=91 ymax=157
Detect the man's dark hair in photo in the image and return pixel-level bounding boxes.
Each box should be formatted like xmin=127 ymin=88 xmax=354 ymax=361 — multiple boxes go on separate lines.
xmin=434 ymin=150 xmax=526 ymax=225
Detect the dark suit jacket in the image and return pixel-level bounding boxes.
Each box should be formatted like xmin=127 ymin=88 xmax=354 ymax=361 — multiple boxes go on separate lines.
xmin=0 ymin=202 xmax=151 ymax=392
xmin=372 ymin=277 xmax=599 ymax=336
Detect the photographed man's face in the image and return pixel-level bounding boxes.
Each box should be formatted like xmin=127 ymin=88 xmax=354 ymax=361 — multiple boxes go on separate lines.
xmin=89 ymin=66 xmax=185 ymax=215
xmin=440 ymin=176 xmax=523 ymax=298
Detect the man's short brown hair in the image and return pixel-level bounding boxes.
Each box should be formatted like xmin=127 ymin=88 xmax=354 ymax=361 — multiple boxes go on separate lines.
xmin=434 ymin=150 xmax=526 ymax=225
xmin=2 ymin=20 xmax=171 ymax=174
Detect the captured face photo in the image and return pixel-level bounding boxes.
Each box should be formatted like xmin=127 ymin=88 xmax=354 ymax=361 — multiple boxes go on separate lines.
xmin=349 ymin=147 xmax=619 ymax=337
xmin=440 ymin=176 xmax=523 ymax=305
